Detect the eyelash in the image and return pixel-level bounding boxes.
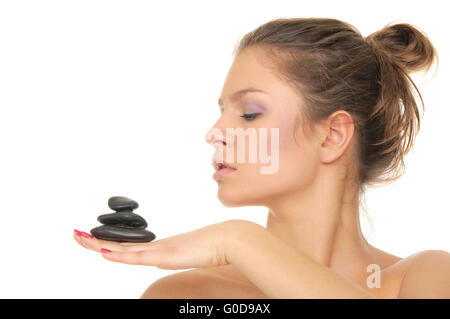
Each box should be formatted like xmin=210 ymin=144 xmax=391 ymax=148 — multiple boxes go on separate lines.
xmin=218 ymin=108 xmax=262 ymax=121
xmin=240 ymin=113 xmax=262 ymax=121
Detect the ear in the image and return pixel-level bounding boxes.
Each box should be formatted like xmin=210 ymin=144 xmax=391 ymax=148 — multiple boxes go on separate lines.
xmin=318 ymin=111 xmax=355 ymax=164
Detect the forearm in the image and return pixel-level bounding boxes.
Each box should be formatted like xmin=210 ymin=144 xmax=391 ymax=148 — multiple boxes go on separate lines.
xmin=225 ymin=222 xmax=375 ymax=299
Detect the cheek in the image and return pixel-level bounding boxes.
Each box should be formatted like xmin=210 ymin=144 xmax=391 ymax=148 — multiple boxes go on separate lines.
xmin=251 ymin=118 xmax=317 ymax=196
xmin=275 ymin=132 xmax=316 ymax=191
xmin=217 ymin=120 xmax=316 ymax=207
xmin=258 ymin=123 xmax=312 ymax=190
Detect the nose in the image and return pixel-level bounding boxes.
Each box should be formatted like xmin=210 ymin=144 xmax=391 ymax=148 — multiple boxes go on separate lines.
xmin=205 ymin=127 xmax=226 ymax=147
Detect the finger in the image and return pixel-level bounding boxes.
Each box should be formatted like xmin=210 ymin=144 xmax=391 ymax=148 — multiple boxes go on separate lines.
xmin=100 ymin=246 xmax=164 ymax=266
xmin=73 ymin=232 xmax=91 ymax=250
xmin=76 ymin=230 xmax=159 ymax=253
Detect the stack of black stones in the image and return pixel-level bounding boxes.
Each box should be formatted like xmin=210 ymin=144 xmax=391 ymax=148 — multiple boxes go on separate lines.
xmin=90 ymin=196 xmax=156 ymax=243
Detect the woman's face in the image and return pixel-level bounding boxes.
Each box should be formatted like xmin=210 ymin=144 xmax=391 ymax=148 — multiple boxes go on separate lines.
xmin=206 ymin=46 xmax=319 ymax=208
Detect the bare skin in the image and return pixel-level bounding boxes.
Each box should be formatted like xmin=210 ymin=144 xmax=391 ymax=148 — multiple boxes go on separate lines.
xmin=139 ymin=238 xmax=413 ymax=299
xmin=68 ymin=44 xmax=450 ymax=299
xmin=157 ymin=246 xmax=406 ymax=299
xmin=138 ymin=45 xmax=450 ymax=299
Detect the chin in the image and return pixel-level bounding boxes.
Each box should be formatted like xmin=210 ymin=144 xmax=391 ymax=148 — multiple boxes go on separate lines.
xmin=215 ymin=184 xmax=242 ymax=207
xmin=216 ymin=185 xmax=265 ymax=208
xmin=217 ymin=190 xmax=243 ymax=207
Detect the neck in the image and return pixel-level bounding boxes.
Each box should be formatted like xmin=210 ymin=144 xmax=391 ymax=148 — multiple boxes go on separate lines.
xmin=264 ymin=168 xmax=372 ymax=270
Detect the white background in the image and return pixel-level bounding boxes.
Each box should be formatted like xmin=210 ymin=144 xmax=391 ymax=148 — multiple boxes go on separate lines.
xmin=0 ymin=0 xmax=448 ymax=298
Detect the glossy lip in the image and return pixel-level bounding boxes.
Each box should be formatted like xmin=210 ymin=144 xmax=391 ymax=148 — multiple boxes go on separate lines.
xmin=212 ymin=158 xmax=237 ymax=181
xmin=213 ymin=166 xmax=237 ymax=180
xmin=212 ymin=158 xmax=236 ymax=170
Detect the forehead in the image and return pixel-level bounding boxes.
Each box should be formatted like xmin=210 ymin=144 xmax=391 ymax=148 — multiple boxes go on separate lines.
xmin=225 ymin=47 xmax=278 ymax=85
xmin=220 ymin=46 xmax=303 ymax=110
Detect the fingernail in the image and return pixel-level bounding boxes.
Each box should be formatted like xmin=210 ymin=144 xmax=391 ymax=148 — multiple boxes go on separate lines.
xmin=74 ymin=229 xmax=82 ymax=236
xmin=101 ymin=248 xmax=111 ymax=254
xmin=80 ymin=231 xmax=94 ymax=239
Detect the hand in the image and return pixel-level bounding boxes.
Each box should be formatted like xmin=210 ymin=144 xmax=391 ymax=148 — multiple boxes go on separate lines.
xmin=73 ymin=219 xmax=259 ymax=270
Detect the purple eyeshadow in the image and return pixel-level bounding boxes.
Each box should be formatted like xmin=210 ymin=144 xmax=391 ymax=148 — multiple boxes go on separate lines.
xmin=243 ymin=102 xmax=266 ymax=113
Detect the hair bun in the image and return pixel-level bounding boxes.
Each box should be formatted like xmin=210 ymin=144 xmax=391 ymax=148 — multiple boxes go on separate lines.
xmin=366 ymin=22 xmax=438 ymax=74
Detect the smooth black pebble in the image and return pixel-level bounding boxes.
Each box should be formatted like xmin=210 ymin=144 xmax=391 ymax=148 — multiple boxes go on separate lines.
xmin=108 ymin=196 xmax=139 ymax=211
xmin=90 ymin=196 xmax=155 ymax=243
xmin=97 ymin=210 xmax=148 ymax=229
xmin=91 ymin=225 xmax=155 ymax=243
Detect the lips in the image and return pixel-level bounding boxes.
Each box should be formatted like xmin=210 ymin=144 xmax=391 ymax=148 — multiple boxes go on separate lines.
xmin=212 ymin=159 xmax=236 ymax=171
xmin=212 ymin=159 xmax=237 ymax=181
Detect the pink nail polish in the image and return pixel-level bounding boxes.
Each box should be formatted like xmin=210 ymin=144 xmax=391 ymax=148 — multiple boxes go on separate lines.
xmin=74 ymin=229 xmax=82 ymax=236
xmin=80 ymin=231 xmax=94 ymax=239
xmin=101 ymin=248 xmax=111 ymax=253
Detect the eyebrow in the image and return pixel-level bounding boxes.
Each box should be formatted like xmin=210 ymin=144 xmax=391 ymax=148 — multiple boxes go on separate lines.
xmin=218 ymin=88 xmax=268 ymax=107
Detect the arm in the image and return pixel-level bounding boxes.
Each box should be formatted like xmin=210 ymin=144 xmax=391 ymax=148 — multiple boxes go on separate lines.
xmin=225 ymin=220 xmax=375 ymax=299
xmin=75 ymin=219 xmax=374 ymax=298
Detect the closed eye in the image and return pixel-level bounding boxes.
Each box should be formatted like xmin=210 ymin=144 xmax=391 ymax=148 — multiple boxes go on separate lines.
xmin=240 ymin=113 xmax=261 ymax=121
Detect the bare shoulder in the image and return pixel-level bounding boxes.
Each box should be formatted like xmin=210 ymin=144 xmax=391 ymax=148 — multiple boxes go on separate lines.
xmin=140 ymin=269 xmax=212 ymax=299
xmin=140 ymin=266 xmax=268 ymax=299
xmin=397 ymin=249 xmax=450 ymax=298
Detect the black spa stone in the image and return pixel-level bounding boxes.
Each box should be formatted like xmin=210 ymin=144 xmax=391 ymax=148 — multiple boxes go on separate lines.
xmin=97 ymin=210 xmax=148 ymax=229
xmin=90 ymin=225 xmax=156 ymax=243
xmin=90 ymin=196 xmax=156 ymax=243
xmin=108 ymin=196 xmax=139 ymax=211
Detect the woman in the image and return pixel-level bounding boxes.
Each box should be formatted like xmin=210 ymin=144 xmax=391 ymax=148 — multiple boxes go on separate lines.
xmin=74 ymin=17 xmax=449 ymax=298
